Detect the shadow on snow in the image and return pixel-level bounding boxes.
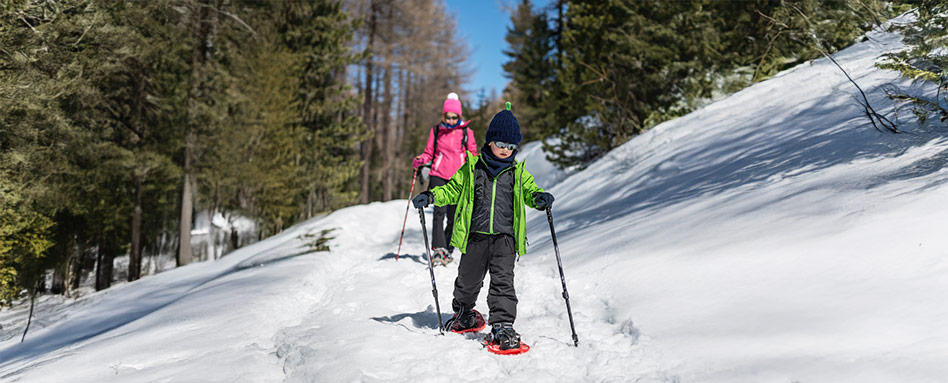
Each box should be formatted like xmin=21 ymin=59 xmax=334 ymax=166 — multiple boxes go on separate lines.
xmin=371 ymin=306 xmax=450 ymax=331
xmin=377 ymin=252 xmax=428 ymax=265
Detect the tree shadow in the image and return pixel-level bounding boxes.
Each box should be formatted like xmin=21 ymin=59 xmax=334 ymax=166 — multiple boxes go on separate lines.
xmin=542 ymin=81 xmax=948 ymax=245
xmin=378 ymin=252 xmax=427 ymax=265
xmin=0 ymin=242 xmax=320 ymax=372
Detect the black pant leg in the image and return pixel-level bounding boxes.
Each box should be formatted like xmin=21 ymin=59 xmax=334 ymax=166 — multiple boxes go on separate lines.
xmin=452 ymin=234 xmax=490 ymax=312
xmin=486 ymin=235 xmax=518 ymax=324
xmin=428 ymin=176 xmax=449 ymax=249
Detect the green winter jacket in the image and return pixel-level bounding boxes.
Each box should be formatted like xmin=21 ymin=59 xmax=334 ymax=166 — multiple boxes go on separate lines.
xmin=431 ymin=151 xmax=545 ymax=255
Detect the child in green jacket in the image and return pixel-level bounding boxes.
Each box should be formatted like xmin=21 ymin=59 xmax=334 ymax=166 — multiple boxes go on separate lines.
xmin=412 ymin=107 xmax=554 ymax=351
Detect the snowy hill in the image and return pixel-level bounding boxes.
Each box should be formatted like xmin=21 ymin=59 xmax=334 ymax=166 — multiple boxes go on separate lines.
xmin=3 ymin=22 xmax=948 ymax=382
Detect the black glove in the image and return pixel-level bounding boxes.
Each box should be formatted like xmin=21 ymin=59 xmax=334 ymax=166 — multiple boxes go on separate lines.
xmin=412 ymin=191 xmax=433 ymax=209
xmin=533 ymin=192 xmax=554 ymax=210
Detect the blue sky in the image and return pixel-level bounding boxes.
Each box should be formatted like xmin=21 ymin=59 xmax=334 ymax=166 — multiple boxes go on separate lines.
xmin=444 ymin=0 xmax=550 ymax=102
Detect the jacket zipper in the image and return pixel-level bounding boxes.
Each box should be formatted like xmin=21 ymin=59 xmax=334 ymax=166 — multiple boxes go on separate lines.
xmin=489 ymin=176 xmax=497 ymax=234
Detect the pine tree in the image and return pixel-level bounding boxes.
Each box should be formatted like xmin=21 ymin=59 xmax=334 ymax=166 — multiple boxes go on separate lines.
xmin=0 ymin=178 xmax=54 ymax=304
xmin=877 ymin=0 xmax=948 ymax=124
xmin=502 ymin=0 xmax=557 ymax=142
xmin=284 ymin=1 xmax=366 ymax=225
xmin=526 ymin=0 xmax=895 ymax=169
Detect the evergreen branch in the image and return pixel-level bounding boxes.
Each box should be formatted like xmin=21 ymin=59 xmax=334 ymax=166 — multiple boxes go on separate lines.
xmin=851 ymin=0 xmax=885 ymax=29
xmin=218 ymin=8 xmax=257 ymax=40
xmin=193 ymin=2 xmax=258 ymax=40
xmin=18 ymin=13 xmax=40 ymax=36
xmin=578 ymin=60 xmax=607 ymax=86
xmin=72 ymin=11 xmax=99 ymax=48
xmin=886 ymin=91 xmax=948 ymax=121
xmin=752 ymin=9 xmax=787 ymax=82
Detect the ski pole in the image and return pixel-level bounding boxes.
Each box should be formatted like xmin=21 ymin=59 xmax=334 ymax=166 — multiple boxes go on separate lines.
xmin=395 ymin=168 xmax=419 ymax=261
xmin=418 ymin=207 xmax=445 ymax=335
xmin=546 ymin=207 xmax=579 ymax=347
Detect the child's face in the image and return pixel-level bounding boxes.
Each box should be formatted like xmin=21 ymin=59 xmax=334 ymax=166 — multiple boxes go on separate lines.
xmin=489 ymin=141 xmax=515 ymax=159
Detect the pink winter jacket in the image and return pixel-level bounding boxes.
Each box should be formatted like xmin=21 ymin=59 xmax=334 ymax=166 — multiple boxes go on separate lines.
xmin=418 ymin=120 xmax=478 ymax=180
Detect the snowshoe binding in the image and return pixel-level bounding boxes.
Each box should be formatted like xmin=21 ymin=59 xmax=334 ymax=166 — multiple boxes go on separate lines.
xmin=485 ymin=322 xmax=530 ymax=355
xmin=429 ymin=248 xmax=446 ymax=266
xmin=431 ymin=247 xmax=453 ymax=266
xmin=444 ymin=308 xmax=486 ymax=333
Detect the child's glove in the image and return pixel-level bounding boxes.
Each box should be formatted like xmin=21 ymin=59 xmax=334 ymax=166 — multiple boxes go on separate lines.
xmin=533 ymin=192 xmax=554 ymax=210
xmin=412 ymin=191 xmax=434 ymax=209
xmin=412 ymin=157 xmax=426 ymax=169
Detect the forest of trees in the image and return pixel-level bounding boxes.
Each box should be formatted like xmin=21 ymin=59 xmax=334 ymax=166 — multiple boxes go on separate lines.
xmin=0 ymin=0 xmax=368 ymax=302
xmin=1 ymin=0 xmax=944 ymax=305
xmin=501 ymin=0 xmax=939 ymax=168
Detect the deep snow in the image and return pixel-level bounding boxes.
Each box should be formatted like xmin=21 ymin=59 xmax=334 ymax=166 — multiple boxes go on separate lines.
xmin=2 ymin=19 xmax=948 ymax=383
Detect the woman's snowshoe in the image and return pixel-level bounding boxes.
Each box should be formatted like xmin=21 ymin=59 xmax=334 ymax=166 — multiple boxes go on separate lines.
xmin=444 ymin=309 xmax=486 ymax=333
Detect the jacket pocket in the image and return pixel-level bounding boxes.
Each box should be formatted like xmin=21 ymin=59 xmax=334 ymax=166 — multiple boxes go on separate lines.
xmin=433 ymin=153 xmax=443 ymax=171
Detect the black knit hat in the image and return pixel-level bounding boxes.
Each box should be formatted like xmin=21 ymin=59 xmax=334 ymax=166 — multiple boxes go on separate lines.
xmin=485 ymin=109 xmax=522 ymax=145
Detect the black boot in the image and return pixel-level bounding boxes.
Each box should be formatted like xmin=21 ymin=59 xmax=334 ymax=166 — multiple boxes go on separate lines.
xmin=445 ymin=306 xmax=483 ymax=333
xmin=490 ymin=322 xmax=521 ymax=350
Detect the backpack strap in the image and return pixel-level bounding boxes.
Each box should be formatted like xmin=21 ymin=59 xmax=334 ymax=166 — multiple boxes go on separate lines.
xmin=462 ymin=126 xmax=468 ymax=150
xmin=431 ymin=124 xmax=439 ymax=159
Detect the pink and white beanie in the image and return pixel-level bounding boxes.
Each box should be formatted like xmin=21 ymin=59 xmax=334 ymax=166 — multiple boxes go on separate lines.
xmin=443 ymin=92 xmax=462 ymax=116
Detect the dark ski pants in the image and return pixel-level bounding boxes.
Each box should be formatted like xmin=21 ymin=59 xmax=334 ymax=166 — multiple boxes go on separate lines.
xmin=452 ymin=233 xmax=518 ymax=324
xmin=428 ymin=176 xmax=456 ymax=252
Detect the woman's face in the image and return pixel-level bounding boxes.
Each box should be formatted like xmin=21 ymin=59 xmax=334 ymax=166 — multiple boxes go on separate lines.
xmin=443 ymin=113 xmax=460 ymax=124
xmin=489 ymin=141 xmax=515 ymax=159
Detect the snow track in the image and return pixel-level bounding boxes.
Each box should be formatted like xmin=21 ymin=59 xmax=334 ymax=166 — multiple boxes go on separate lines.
xmin=264 ymin=202 xmax=668 ymax=382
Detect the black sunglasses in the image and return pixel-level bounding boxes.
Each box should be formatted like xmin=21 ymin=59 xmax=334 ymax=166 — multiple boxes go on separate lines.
xmin=444 ymin=115 xmax=460 ymax=121
xmin=493 ymin=141 xmax=518 ymax=150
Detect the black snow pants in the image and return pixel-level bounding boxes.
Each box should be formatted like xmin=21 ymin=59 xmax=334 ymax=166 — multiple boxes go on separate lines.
xmin=452 ymin=233 xmax=518 ymax=324
xmin=428 ymin=175 xmax=456 ymax=252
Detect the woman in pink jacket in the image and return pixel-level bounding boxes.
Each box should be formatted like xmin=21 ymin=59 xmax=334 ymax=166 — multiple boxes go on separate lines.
xmin=412 ymin=92 xmax=478 ymax=265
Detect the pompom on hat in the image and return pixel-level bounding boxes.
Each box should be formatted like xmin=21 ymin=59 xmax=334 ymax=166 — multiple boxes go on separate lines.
xmin=485 ymin=102 xmax=522 ymax=145
xmin=443 ymin=92 xmax=463 ymax=116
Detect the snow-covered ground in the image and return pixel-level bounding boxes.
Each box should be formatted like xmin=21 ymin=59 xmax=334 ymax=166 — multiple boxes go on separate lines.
xmin=2 ymin=21 xmax=948 ymax=382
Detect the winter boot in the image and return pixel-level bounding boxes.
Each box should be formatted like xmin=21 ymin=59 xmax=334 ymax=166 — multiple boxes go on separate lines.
xmin=430 ymin=247 xmax=446 ymax=266
xmin=489 ymin=322 xmax=521 ymax=350
xmin=444 ymin=306 xmax=485 ymax=333
xmin=433 ymin=247 xmax=451 ymax=266
xmin=440 ymin=248 xmax=454 ymax=265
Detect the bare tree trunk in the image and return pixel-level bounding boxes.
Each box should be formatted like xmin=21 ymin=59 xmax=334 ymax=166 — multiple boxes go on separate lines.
xmin=381 ymin=61 xmax=394 ymax=201
xmin=179 ymin=172 xmax=194 ymax=266
xmin=51 ymin=230 xmax=74 ymax=294
xmin=129 ymin=180 xmax=143 ymax=281
xmin=180 ymin=0 xmax=221 ymax=265
xmin=95 ymin=237 xmax=115 ymax=291
xmin=21 ymin=288 xmax=36 ymax=343
xmin=70 ymin=242 xmax=83 ymax=292
xmin=359 ymin=0 xmax=377 ymax=204
xmin=51 ymin=264 xmax=66 ymax=294
xmin=395 ymin=67 xmax=406 ymax=196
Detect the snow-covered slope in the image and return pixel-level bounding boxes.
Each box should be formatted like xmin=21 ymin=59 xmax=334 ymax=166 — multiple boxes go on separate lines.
xmin=3 ymin=22 xmax=948 ymax=382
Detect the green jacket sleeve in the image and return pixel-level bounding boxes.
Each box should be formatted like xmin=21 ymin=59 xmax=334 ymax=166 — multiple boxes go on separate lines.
xmin=431 ymin=162 xmax=467 ymax=206
xmin=520 ymin=168 xmax=545 ymax=209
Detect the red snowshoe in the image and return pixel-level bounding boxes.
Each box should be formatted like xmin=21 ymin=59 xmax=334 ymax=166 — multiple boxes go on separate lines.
xmin=444 ymin=309 xmax=486 ymax=334
xmin=484 ymin=323 xmax=530 ymax=355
